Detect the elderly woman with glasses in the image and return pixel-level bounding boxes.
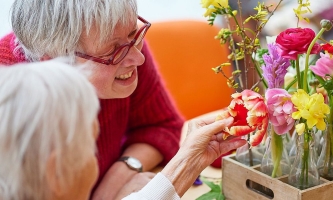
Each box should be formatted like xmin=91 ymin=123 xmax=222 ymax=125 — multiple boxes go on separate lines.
xmin=0 ymin=60 xmax=246 ymax=200
xmin=0 ymin=0 xmax=184 ymax=199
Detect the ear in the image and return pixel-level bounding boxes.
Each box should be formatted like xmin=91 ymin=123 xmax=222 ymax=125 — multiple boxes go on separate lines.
xmin=45 ymin=151 xmax=64 ymax=197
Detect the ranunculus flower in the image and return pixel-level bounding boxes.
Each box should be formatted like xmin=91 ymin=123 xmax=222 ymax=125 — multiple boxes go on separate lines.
xmin=217 ymin=90 xmax=268 ymax=146
xmin=310 ymin=52 xmax=333 ymax=78
xmin=322 ymin=43 xmax=333 ymax=54
xmin=276 ymin=28 xmax=321 ymax=60
xmin=265 ymin=88 xmax=295 ymax=135
xmin=291 ymin=89 xmax=330 ymax=135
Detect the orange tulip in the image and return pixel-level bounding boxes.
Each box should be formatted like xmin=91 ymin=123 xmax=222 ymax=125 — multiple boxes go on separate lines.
xmin=217 ymin=90 xmax=269 ymax=146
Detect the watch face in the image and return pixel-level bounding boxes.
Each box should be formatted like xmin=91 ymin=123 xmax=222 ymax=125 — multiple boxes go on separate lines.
xmin=127 ymin=157 xmax=142 ymax=169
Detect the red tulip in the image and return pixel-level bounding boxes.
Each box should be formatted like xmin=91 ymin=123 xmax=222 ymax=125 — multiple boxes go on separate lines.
xmin=217 ymin=90 xmax=269 ymax=146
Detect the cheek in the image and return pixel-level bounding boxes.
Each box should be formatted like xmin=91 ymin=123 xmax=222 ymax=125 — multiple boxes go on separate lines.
xmin=85 ymin=64 xmax=118 ymax=96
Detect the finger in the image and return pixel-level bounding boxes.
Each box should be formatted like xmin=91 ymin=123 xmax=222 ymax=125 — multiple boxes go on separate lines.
xmin=220 ymin=139 xmax=247 ymax=154
xmin=215 ymin=134 xmax=242 ymax=142
xmin=197 ymin=117 xmax=234 ymax=137
xmin=188 ymin=114 xmax=217 ymax=131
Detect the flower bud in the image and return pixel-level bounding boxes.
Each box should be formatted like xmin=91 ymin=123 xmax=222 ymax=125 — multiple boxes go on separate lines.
xmin=320 ymin=19 xmax=333 ymax=31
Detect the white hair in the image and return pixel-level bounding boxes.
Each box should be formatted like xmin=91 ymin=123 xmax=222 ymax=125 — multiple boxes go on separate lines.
xmin=11 ymin=0 xmax=138 ymax=62
xmin=0 ymin=60 xmax=100 ymax=200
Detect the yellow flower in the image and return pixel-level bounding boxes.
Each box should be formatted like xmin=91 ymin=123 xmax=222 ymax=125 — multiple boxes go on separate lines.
xmin=201 ymin=0 xmax=228 ymax=9
xmin=203 ymin=7 xmax=217 ymax=17
xmin=293 ymin=0 xmax=312 ymax=23
xmin=295 ymin=123 xmax=305 ymax=135
xmin=291 ymin=89 xmax=330 ymax=133
xmin=201 ymin=0 xmax=228 ymax=17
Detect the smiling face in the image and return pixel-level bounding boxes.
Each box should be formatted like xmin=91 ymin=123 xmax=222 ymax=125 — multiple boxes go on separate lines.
xmin=77 ymin=20 xmax=145 ymax=99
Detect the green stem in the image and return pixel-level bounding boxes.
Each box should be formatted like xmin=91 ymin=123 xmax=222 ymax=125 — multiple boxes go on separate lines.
xmin=323 ymin=96 xmax=333 ymax=177
xmin=302 ymin=28 xmax=326 ymax=92
xmin=295 ymin=57 xmax=302 ymax=89
xmin=285 ymin=77 xmax=298 ymax=91
xmin=252 ymin=57 xmax=268 ymax=89
xmin=271 ymin=131 xmax=283 ymax=178
xmin=298 ymin=130 xmax=310 ymax=189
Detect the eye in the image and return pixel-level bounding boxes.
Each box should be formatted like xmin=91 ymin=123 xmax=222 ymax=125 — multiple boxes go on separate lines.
xmin=100 ymin=44 xmax=120 ymax=59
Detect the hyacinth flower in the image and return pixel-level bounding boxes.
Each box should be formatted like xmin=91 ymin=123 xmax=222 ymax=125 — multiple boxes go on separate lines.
xmin=217 ymin=90 xmax=268 ymax=147
xmin=261 ymin=43 xmax=291 ymax=89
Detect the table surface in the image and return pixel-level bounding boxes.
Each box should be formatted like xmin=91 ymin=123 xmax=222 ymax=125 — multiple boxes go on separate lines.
xmin=181 ymin=166 xmax=222 ymax=200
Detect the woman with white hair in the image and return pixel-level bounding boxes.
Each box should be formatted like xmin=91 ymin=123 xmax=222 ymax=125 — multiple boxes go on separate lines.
xmin=0 ymin=1 xmax=184 ymax=199
xmin=0 ymin=60 xmax=100 ymax=200
xmin=0 ymin=61 xmax=246 ymax=199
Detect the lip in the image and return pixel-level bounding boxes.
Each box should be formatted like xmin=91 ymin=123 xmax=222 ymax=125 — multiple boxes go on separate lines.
xmin=114 ymin=68 xmax=137 ymax=86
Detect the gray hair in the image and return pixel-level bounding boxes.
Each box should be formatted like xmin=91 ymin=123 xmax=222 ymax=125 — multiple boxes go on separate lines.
xmin=11 ymin=0 xmax=138 ymax=62
xmin=0 ymin=60 xmax=100 ymax=200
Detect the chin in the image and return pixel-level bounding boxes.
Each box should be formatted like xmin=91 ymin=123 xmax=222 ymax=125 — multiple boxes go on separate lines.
xmin=97 ymin=87 xmax=137 ymax=99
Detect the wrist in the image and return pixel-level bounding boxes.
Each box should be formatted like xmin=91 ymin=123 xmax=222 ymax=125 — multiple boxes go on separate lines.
xmin=118 ymin=156 xmax=143 ymax=172
xmin=160 ymin=151 xmax=202 ymax=197
xmin=93 ymin=162 xmax=139 ymax=200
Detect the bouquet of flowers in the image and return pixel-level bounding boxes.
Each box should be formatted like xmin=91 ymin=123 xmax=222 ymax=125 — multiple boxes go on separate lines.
xmin=201 ymin=0 xmax=333 ymax=193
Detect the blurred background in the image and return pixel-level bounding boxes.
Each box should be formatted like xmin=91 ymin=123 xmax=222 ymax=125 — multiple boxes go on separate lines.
xmin=2 ymin=0 xmax=332 ymax=39
xmin=0 ymin=0 xmax=207 ymax=38
xmin=1 ymin=0 xmax=332 ymax=119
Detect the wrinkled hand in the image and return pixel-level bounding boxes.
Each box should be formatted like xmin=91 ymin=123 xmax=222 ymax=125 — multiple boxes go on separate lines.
xmin=181 ymin=114 xmax=247 ymax=168
xmin=114 ymin=172 xmax=156 ymax=200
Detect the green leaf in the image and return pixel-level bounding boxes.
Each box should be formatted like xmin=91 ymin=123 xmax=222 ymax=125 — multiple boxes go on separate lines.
xmin=196 ymin=191 xmax=224 ymax=200
xmin=195 ymin=178 xmax=225 ymax=200
xmin=202 ymin=179 xmax=220 ymax=191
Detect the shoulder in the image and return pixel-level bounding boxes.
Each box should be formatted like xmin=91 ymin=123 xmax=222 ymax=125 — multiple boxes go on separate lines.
xmin=0 ymin=32 xmax=26 ymax=65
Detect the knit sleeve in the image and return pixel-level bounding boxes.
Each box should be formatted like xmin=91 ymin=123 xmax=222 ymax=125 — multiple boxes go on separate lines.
xmin=124 ymin=41 xmax=185 ymax=165
xmin=122 ymin=173 xmax=180 ymax=200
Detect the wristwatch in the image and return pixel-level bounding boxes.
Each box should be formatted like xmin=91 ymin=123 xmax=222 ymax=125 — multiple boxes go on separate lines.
xmin=118 ymin=156 xmax=143 ymax=172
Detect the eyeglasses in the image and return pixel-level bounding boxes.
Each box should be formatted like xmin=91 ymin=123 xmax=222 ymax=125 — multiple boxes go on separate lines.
xmin=75 ymin=16 xmax=151 ymax=65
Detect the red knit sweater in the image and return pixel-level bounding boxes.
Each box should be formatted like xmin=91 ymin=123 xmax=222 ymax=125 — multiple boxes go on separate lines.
xmin=0 ymin=33 xmax=184 ymax=187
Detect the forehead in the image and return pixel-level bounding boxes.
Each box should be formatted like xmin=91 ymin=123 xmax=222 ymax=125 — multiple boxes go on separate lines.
xmin=78 ymin=17 xmax=137 ymax=53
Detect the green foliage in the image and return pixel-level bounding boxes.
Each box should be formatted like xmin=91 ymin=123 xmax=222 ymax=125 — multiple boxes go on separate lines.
xmin=196 ymin=178 xmax=224 ymax=200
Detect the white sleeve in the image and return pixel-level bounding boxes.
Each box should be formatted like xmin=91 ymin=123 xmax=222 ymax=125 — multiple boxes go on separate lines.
xmin=122 ymin=172 xmax=180 ymax=200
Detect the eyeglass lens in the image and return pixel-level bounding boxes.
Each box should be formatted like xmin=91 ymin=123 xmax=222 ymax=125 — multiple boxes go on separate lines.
xmin=113 ymin=26 xmax=149 ymax=64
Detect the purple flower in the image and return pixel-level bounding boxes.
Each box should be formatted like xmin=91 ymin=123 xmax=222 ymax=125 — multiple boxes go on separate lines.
xmin=261 ymin=44 xmax=291 ymax=88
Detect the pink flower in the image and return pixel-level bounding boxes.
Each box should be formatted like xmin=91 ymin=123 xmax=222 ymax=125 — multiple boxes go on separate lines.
xmin=218 ymin=90 xmax=268 ymax=146
xmin=276 ymin=28 xmax=321 ymax=60
xmin=310 ymin=52 xmax=333 ymax=78
xmin=265 ymin=88 xmax=296 ymax=135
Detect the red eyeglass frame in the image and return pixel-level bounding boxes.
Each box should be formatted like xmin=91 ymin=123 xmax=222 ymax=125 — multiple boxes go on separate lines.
xmin=75 ymin=16 xmax=151 ymax=65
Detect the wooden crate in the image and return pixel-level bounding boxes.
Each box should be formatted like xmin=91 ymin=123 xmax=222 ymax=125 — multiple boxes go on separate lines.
xmin=222 ymin=155 xmax=333 ymax=200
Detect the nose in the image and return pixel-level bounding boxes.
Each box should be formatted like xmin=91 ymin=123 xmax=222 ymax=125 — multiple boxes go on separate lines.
xmin=122 ymin=43 xmax=145 ymax=66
